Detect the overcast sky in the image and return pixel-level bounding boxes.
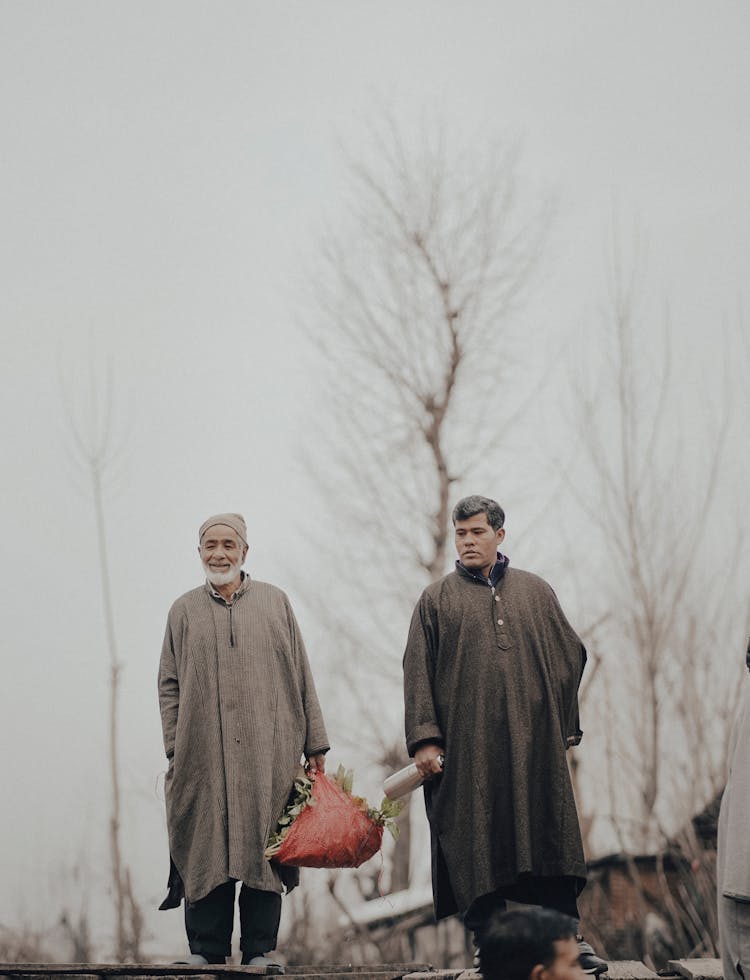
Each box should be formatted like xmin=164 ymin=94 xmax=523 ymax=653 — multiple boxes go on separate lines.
xmin=1 ymin=0 xmax=748 ymax=956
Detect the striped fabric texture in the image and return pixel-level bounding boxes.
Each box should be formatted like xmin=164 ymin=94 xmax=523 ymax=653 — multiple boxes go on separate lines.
xmin=159 ymin=576 xmax=329 ymax=903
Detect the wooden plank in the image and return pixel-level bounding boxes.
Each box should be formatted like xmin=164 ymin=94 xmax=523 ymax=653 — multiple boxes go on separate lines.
xmin=0 ymin=975 xmax=102 ymax=980
xmin=290 ymin=974 xmax=429 ymax=980
xmin=0 ymin=973 xmax=447 ymax=980
xmin=401 ymin=971 xmax=467 ymax=980
xmin=1 ymin=974 xmax=228 ymax=980
xmin=605 ymin=962 xmax=659 ymax=979
xmin=0 ymin=975 xmax=104 ymax=980
xmin=113 ymin=974 xmax=247 ymax=979
xmin=0 ymin=970 xmax=431 ymax=980
xmin=668 ymin=961 xmax=723 ymax=980
xmin=110 ymin=975 xmax=227 ymax=980
xmin=0 ymin=969 xmax=429 ymax=977
xmin=0 ymin=969 xmax=261 ymax=976
xmin=0 ymin=966 xmax=715 ymax=980
xmin=285 ymin=968 xmax=431 ymax=976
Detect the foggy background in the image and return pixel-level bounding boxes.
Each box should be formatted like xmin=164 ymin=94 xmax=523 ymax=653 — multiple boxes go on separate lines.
xmin=1 ymin=0 xmax=748 ymax=962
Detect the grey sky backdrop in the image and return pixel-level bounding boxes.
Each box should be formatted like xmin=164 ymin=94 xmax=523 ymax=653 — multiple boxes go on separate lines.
xmin=1 ymin=0 xmax=749 ymax=955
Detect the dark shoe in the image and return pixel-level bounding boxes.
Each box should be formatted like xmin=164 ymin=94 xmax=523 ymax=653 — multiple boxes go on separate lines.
xmin=242 ymin=954 xmax=285 ymax=974
xmin=576 ymin=937 xmax=607 ymax=975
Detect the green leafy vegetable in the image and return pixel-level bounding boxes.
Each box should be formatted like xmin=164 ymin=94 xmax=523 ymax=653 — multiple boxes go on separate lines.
xmin=265 ymin=772 xmax=314 ymax=858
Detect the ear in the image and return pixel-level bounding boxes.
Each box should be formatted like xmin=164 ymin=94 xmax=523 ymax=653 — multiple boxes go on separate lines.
xmin=242 ymin=544 xmax=249 ymax=560
xmin=530 ymin=965 xmax=546 ymax=980
xmin=496 ymin=527 xmax=506 ymax=544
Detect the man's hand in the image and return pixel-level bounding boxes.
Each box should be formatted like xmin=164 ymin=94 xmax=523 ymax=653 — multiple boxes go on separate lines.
xmin=306 ymin=752 xmax=326 ymax=775
xmin=414 ymin=743 xmax=444 ymax=779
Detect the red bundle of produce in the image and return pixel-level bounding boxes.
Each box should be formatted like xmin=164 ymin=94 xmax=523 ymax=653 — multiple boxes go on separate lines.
xmin=266 ymin=769 xmax=402 ymax=869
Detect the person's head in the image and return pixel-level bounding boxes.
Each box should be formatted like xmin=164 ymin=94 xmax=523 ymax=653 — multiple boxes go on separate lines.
xmin=477 ymin=908 xmax=584 ymax=980
xmin=198 ymin=513 xmax=249 ymax=587
xmin=452 ymin=495 xmax=505 ymax=575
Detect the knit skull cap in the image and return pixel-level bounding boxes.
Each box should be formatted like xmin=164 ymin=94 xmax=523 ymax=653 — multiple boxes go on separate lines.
xmin=199 ymin=513 xmax=248 ymax=546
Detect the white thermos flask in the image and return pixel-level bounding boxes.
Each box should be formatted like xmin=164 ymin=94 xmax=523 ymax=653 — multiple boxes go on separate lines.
xmin=383 ymin=755 xmax=445 ymax=800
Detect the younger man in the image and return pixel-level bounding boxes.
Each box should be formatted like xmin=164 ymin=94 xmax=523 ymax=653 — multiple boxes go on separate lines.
xmin=478 ymin=908 xmax=589 ymax=980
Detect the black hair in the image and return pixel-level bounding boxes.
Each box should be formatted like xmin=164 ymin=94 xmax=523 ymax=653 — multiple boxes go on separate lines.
xmin=477 ymin=907 xmax=578 ymax=980
xmin=452 ymin=494 xmax=505 ymax=531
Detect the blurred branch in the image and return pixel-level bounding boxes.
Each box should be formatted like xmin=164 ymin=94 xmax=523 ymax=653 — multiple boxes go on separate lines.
xmin=60 ymin=357 xmax=141 ymax=962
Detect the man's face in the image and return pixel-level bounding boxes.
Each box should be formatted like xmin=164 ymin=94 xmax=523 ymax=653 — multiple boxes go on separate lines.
xmin=454 ymin=511 xmax=505 ymax=574
xmin=542 ymin=937 xmax=588 ymax=980
xmin=198 ymin=525 xmax=248 ymax=586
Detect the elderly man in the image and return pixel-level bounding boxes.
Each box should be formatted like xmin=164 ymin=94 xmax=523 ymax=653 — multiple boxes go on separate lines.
xmin=403 ymin=495 xmax=605 ymax=974
xmin=158 ymin=513 xmax=329 ymax=971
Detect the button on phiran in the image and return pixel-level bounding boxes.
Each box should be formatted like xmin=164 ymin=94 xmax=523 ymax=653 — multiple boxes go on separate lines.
xmin=497 ymin=619 xmax=504 ymax=626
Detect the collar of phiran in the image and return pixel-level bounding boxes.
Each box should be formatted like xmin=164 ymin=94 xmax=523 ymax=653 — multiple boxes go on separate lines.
xmin=204 ymin=571 xmax=252 ymax=647
xmin=456 ymin=552 xmax=509 ymax=587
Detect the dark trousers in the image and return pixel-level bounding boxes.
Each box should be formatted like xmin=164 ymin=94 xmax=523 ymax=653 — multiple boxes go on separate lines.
xmin=464 ymin=875 xmax=580 ymax=938
xmin=184 ymin=880 xmax=282 ymax=960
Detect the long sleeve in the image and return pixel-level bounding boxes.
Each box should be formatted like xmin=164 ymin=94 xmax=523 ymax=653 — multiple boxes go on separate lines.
xmin=158 ymin=615 xmax=180 ymax=760
xmin=544 ymin=585 xmax=586 ymax=747
xmin=403 ymin=591 xmax=444 ymax=757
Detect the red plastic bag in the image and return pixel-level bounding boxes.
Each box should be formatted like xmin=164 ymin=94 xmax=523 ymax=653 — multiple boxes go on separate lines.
xmin=272 ymin=772 xmax=383 ymax=868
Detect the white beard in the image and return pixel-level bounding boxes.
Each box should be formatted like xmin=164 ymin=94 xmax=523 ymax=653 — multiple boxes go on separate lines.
xmin=203 ymin=557 xmax=243 ymax=586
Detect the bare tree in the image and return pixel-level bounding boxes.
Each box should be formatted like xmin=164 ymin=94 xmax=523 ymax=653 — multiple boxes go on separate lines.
xmin=566 ymin=226 xmax=741 ymax=848
xmin=564 ymin=227 xmax=744 ymax=962
xmin=61 ymin=359 xmax=142 ymax=962
xmin=302 ymin=117 xmax=550 ymax=885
